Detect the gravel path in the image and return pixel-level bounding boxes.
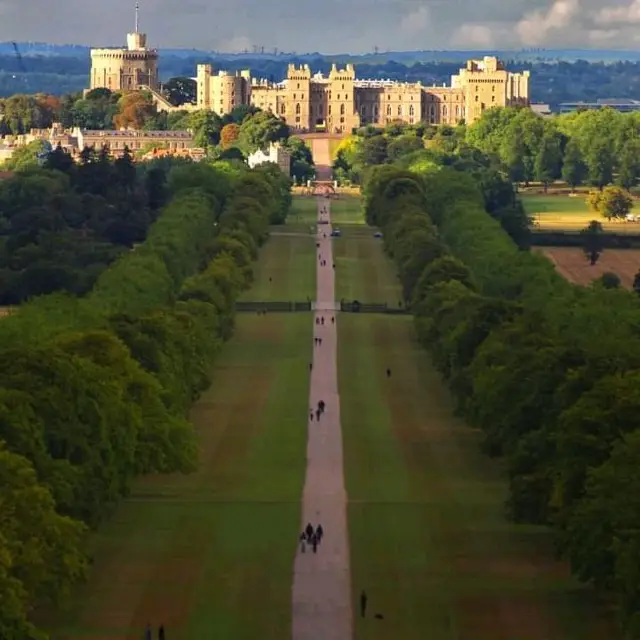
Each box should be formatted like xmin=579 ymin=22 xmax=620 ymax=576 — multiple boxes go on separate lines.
xmin=291 ymin=192 xmax=353 ymax=640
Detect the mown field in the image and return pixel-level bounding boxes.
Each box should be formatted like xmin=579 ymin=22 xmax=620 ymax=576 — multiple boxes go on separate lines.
xmin=535 ymin=246 xmax=640 ymax=288
xmin=45 ymin=247 xmax=313 ymax=639
xmin=523 ymin=193 xmax=640 ymax=232
xmin=336 ymin=199 xmax=617 ymax=639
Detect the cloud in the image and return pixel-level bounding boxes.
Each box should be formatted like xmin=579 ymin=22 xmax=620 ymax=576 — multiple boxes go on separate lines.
xmin=594 ymin=0 xmax=640 ymax=24
xmin=400 ymin=5 xmax=431 ymax=35
xmin=516 ymin=0 xmax=580 ymax=45
xmin=451 ymin=23 xmax=496 ymax=48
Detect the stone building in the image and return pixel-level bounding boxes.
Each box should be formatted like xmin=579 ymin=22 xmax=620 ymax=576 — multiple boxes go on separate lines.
xmin=73 ymin=128 xmax=194 ymax=157
xmin=89 ymin=3 xmax=159 ymax=93
xmin=247 ymin=142 xmax=291 ymax=175
xmin=197 ymin=56 xmax=530 ymax=133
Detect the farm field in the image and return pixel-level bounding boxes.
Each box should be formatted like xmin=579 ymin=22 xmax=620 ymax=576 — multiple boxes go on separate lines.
xmin=523 ymin=193 xmax=640 ymax=232
xmin=45 ymin=257 xmax=312 ymax=638
xmin=337 ymin=229 xmax=617 ymax=639
xmin=535 ymin=247 xmax=640 ymax=288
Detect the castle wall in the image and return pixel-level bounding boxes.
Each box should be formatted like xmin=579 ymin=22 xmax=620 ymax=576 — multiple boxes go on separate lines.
xmin=194 ymin=56 xmax=530 ymax=133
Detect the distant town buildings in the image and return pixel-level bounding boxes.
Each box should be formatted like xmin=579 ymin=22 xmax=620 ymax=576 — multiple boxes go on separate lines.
xmin=197 ymin=57 xmax=530 ymax=132
xmin=558 ymin=99 xmax=640 ymax=114
xmin=247 ymin=142 xmax=291 ymax=175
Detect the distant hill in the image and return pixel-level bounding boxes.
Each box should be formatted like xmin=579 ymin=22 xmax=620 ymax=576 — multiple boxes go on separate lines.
xmin=4 ymin=42 xmax=640 ymax=63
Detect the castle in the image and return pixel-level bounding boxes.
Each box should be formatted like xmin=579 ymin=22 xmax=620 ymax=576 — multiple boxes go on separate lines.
xmin=89 ymin=3 xmax=159 ymax=93
xmin=88 ymin=7 xmax=531 ymax=132
xmin=196 ymin=58 xmax=530 ymax=132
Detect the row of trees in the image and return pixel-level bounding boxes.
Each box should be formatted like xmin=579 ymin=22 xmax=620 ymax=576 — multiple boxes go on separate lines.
xmin=365 ymin=160 xmax=640 ymax=636
xmin=467 ymin=106 xmax=640 ymax=191
xmin=0 ymin=146 xmax=169 ymax=303
xmin=0 ymin=159 xmax=292 ymax=638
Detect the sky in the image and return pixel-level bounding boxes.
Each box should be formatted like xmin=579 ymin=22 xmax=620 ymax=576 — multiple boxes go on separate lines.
xmin=1 ymin=0 xmax=640 ymax=53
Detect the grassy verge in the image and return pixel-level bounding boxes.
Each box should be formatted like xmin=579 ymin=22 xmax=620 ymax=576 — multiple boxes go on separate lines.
xmin=337 ymin=233 xmax=617 ymax=639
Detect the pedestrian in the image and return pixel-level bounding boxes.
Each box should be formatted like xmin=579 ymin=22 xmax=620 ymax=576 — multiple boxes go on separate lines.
xmin=316 ymin=523 xmax=324 ymax=542
xmin=145 ymin=623 xmax=152 ymax=640
xmin=315 ymin=409 xmax=321 ymax=421
xmin=331 ymin=316 xmax=335 ymax=324
xmin=310 ymin=410 xmax=313 ymax=421
xmin=332 ymin=263 xmax=336 ymax=269
xmin=321 ymin=316 xmax=325 ymax=325
xmin=309 ymin=362 xmax=313 ymax=371
xmin=311 ymin=533 xmax=318 ymax=553
xmin=315 ymin=317 xmax=319 ymax=325
xmin=299 ymin=532 xmax=307 ymax=553
xmin=305 ymin=522 xmax=314 ymax=540
xmin=319 ymin=338 xmax=323 ymax=346
xmin=386 ymin=368 xmax=391 ymax=378
xmin=269 ymin=277 xmax=272 ymax=282
xmin=360 ymin=590 xmax=368 ymax=618
xmin=158 ymin=625 xmax=165 ymax=640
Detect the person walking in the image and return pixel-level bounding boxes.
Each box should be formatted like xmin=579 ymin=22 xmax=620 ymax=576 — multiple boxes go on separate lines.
xmin=311 ymin=532 xmax=318 ymax=553
xmin=331 ymin=316 xmax=335 ymax=324
xmin=315 ymin=409 xmax=321 ymax=421
xmin=158 ymin=625 xmax=165 ymax=640
xmin=360 ymin=590 xmax=368 ymax=618
xmin=299 ymin=532 xmax=307 ymax=553
xmin=305 ymin=522 xmax=314 ymax=540
xmin=386 ymin=367 xmax=392 ymax=378
xmin=315 ymin=523 xmax=324 ymax=543
xmin=309 ymin=410 xmax=314 ymax=422
xmin=144 ymin=623 xmax=152 ymax=640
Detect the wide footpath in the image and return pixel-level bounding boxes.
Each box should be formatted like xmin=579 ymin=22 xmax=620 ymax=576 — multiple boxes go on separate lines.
xmin=291 ymin=197 xmax=353 ymax=639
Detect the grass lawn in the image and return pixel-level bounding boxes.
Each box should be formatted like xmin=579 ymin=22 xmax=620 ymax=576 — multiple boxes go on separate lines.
xmin=333 ymin=217 xmax=402 ymax=306
xmin=522 ymin=193 xmax=640 ymax=233
xmin=239 ymin=225 xmax=316 ymax=301
xmin=45 ymin=238 xmax=313 ymax=639
xmin=331 ymin=194 xmax=366 ymax=227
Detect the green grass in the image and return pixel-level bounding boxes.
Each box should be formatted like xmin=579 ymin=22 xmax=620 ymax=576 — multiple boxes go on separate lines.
xmin=337 ymin=233 xmax=617 ymax=639
xmin=45 ymin=260 xmax=313 ymax=638
xmin=239 ymin=228 xmax=316 ymax=301
xmin=522 ymin=193 xmax=640 ymax=233
xmin=330 ymin=194 xmax=366 ymax=226
xmin=333 ymin=227 xmax=402 ymax=306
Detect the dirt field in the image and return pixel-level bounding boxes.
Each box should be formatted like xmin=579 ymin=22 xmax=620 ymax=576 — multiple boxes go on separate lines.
xmin=535 ymin=247 xmax=640 ymax=288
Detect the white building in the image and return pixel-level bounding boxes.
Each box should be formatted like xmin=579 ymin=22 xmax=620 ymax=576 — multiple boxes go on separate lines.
xmin=246 ymin=142 xmax=291 ymax=175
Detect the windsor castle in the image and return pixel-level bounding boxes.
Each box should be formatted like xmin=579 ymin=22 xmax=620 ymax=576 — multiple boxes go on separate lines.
xmin=89 ymin=9 xmax=531 ymax=133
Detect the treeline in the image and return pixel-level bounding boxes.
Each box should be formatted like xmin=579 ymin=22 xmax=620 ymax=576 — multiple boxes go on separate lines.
xmin=0 ymin=146 xmax=169 ymax=304
xmin=365 ymin=161 xmax=640 ymax=635
xmin=0 ymin=159 xmax=291 ymax=638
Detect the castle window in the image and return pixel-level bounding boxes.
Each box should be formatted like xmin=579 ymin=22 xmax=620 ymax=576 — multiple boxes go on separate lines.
xmin=492 ymin=96 xmax=495 ymax=102
xmin=340 ymin=104 xmax=345 ymax=115
xmin=340 ymin=117 xmax=345 ymax=123
xmin=475 ymin=95 xmax=479 ymax=102
xmin=296 ymin=103 xmax=301 ymax=114
xmin=409 ymin=105 xmax=414 ymax=116
xmin=281 ymin=104 xmax=285 ymax=114
xmin=329 ymin=105 xmax=332 ymax=115
xmin=293 ymin=94 xmax=296 ymax=99
xmin=342 ymin=84 xmax=344 ymax=90
xmin=297 ymin=83 xmax=300 ymax=89
xmin=397 ymin=105 xmax=402 ymax=116
xmin=386 ymin=105 xmax=392 ymax=116
xmin=492 ymin=84 xmax=495 ymax=91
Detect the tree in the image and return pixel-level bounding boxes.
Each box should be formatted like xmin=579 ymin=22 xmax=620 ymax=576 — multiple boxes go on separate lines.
xmin=356 ymin=135 xmax=389 ymax=167
xmin=561 ymin=138 xmax=587 ymax=192
xmin=587 ymin=185 xmax=633 ymax=220
xmin=585 ymin=138 xmax=614 ymax=189
xmin=534 ymin=132 xmax=563 ymax=192
xmin=113 ymin=91 xmax=156 ymax=130
xmin=598 ymin=272 xmax=621 ymax=289
xmin=581 ymin=220 xmax=605 ymax=265
xmin=237 ymin=111 xmax=289 ymax=153
xmin=162 ymin=76 xmax=197 ymax=106
xmin=220 ymin=123 xmax=240 ymax=149
xmin=617 ymin=140 xmax=640 ymax=191
xmin=387 ymin=135 xmax=425 ymax=162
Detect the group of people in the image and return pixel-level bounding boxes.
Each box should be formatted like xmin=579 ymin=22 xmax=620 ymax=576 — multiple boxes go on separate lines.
xmin=310 ymin=399 xmax=326 ymax=422
xmin=299 ymin=522 xmax=324 ymax=553
xmin=144 ymin=623 xmax=165 ymax=640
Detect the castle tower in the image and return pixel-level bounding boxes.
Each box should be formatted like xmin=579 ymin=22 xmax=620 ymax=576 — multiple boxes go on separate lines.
xmin=285 ymin=64 xmax=312 ymax=132
xmin=89 ymin=2 xmax=159 ymax=92
xmin=197 ymin=64 xmax=213 ymax=109
xmin=327 ymin=63 xmax=359 ymax=134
